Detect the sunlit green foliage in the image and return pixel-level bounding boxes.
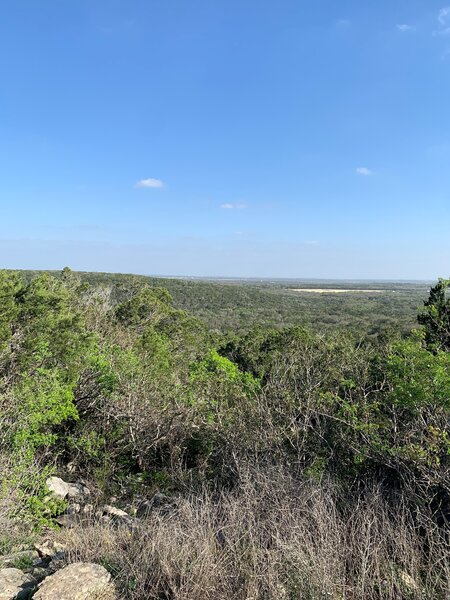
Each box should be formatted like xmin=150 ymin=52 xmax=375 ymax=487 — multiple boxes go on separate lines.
xmin=388 ymin=333 xmax=450 ymax=410
xmin=418 ymin=277 xmax=450 ymax=352
xmin=0 ymin=271 xmax=22 ymax=348
xmin=115 ymin=286 xmax=172 ymax=329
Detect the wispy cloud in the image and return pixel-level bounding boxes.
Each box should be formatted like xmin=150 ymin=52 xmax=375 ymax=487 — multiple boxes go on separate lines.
xmin=356 ymin=167 xmax=373 ymax=176
xmin=304 ymin=240 xmax=319 ymax=245
xmin=439 ymin=7 xmax=450 ymax=26
xmin=336 ymin=19 xmax=350 ymax=28
xmin=220 ymin=203 xmax=248 ymax=210
xmin=135 ymin=178 xmax=164 ymax=189
xmin=433 ymin=7 xmax=450 ymax=35
xmin=396 ymin=24 xmax=416 ymax=32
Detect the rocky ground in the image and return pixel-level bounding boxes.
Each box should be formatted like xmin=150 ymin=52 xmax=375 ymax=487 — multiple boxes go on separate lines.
xmin=0 ymin=476 xmax=173 ymax=600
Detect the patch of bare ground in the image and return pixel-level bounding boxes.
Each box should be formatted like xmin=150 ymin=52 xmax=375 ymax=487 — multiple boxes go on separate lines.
xmin=291 ymin=288 xmax=388 ymax=293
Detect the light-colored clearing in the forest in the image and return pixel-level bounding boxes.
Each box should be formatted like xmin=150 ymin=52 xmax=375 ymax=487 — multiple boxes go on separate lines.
xmin=291 ymin=288 xmax=387 ymax=294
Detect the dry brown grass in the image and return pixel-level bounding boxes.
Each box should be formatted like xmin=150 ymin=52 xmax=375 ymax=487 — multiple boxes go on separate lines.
xmin=291 ymin=289 xmax=387 ymax=294
xmin=58 ymin=470 xmax=450 ymax=600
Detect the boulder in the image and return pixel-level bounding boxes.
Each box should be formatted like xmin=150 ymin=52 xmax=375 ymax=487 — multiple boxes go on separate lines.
xmin=102 ymin=505 xmax=129 ymax=519
xmin=101 ymin=505 xmax=135 ymax=527
xmin=45 ymin=477 xmax=90 ymax=501
xmin=66 ymin=483 xmax=90 ymax=501
xmin=33 ymin=541 xmax=66 ymax=574
xmin=0 ymin=568 xmax=36 ymax=600
xmin=33 ymin=563 xmax=112 ymax=600
xmin=45 ymin=477 xmax=69 ymax=499
xmin=34 ymin=540 xmax=66 ymax=560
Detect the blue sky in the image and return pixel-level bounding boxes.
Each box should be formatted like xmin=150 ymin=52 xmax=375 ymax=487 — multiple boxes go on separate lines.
xmin=1 ymin=1 xmax=450 ymax=279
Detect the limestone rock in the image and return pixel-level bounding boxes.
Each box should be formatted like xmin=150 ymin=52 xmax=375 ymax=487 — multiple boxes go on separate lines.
xmin=66 ymin=483 xmax=90 ymax=501
xmin=34 ymin=540 xmax=66 ymax=560
xmin=101 ymin=505 xmax=135 ymax=527
xmin=45 ymin=477 xmax=69 ymax=499
xmin=45 ymin=477 xmax=90 ymax=501
xmin=102 ymin=505 xmax=129 ymax=519
xmin=0 ymin=568 xmax=36 ymax=600
xmin=33 ymin=563 xmax=112 ymax=600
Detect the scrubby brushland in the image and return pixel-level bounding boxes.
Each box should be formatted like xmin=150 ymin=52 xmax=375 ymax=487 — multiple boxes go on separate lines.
xmin=0 ymin=268 xmax=449 ymax=599
xmin=15 ymin=269 xmax=429 ymax=336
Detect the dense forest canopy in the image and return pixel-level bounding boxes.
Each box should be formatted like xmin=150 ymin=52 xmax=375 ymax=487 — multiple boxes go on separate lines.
xmin=11 ymin=269 xmax=431 ymax=336
xmin=0 ymin=269 xmax=449 ymax=599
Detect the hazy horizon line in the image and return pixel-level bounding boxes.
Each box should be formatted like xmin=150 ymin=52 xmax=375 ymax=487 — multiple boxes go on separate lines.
xmin=3 ymin=267 xmax=435 ymax=284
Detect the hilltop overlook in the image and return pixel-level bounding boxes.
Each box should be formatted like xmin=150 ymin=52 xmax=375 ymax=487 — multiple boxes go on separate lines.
xmin=2 ymin=1 xmax=450 ymax=597
xmin=0 ymin=269 xmax=449 ymax=598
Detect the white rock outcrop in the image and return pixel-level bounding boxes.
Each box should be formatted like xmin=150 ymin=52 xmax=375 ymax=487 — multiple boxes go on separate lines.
xmin=33 ymin=562 xmax=113 ymax=600
xmin=45 ymin=477 xmax=89 ymax=500
xmin=0 ymin=568 xmax=36 ymax=600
